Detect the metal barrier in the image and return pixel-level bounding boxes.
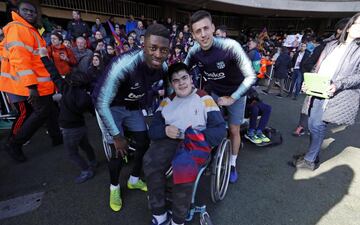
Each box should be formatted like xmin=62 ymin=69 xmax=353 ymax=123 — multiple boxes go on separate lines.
xmin=0 ymin=91 xmax=15 ymax=119
xmin=41 ymin=0 xmax=162 ymax=20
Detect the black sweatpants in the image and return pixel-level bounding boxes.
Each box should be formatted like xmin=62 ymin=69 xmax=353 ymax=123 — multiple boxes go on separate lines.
xmin=143 ymin=138 xmax=194 ymax=224
xmin=9 ymin=95 xmax=61 ymax=147
xmin=62 ymin=126 xmax=96 ymax=170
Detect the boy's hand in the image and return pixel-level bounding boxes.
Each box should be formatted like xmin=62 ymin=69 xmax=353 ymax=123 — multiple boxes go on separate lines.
xmin=165 ymin=125 xmax=180 ymax=139
xmin=39 ymin=47 xmax=48 ymax=57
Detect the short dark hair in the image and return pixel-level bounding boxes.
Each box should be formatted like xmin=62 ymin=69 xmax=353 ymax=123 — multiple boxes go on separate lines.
xmin=51 ymin=32 xmax=63 ymax=42
xmin=339 ymin=12 xmax=360 ymax=43
xmin=190 ymin=10 xmax=212 ymax=28
xmin=168 ymin=62 xmax=189 ymax=81
xmin=66 ymin=69 xmax=92 ymax=87
xmin=280 ymin=46 xmax=289 ymax=54
xmin=17 ymin=0 xmax=38 ymax=13
xmin=145 ymin=24 xmax=170 ymax=40
xmin=216 ymin=25 xmax=227 ymax=33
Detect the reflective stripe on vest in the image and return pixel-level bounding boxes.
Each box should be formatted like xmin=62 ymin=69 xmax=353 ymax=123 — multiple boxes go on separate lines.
xmin=4 ymin=21 xmax=42 ymax=56
xmin=17 ymin=69 xmax=34 ymax=77
xmin=0 ymin=72 xmax=19 ymax=81
xmin=1 ymin=72 xmax=51 ymax=82
xmin=37 ymin=77 xmax=51 ymax=82
xmin=5 ymin=41 xmax=35 ymax=54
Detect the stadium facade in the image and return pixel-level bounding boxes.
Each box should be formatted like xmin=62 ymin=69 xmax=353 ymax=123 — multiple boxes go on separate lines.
xmin=0 ymin=0 xmax=359 ymax=35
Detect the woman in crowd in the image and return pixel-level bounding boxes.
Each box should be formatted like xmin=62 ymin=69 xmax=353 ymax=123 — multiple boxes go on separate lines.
xmin=293 ymin=12 xmax=360 ymax=170
xmin=47 ymin=32 xmax=77 ymax=77
xmin=127 ymin=35 xmax=139 ymax=50
xmin=103 ymin=43 xmax=117 ymax=67
xmin=87 ymin=54 xmax=104 ymax=93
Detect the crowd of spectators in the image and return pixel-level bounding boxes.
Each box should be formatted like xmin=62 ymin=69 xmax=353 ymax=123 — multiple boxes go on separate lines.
xmin=1 ymin=3 xmax=360 ymax=225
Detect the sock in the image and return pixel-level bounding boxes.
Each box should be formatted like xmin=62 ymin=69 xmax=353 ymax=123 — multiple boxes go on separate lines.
xmin=128 ymin=175 xmax=139 ymax=184
xmin=110 ymin=184 xmax=120 ymax=191
xmin=171 ymin=220 xmax=184 ymax=225
xmin=153 ymin=212 xmax=167 ymax=224
xmin=230 ymin=154 xmax=237 ymax=167
xmin=248 ymin=128 xmax=255 ymax=136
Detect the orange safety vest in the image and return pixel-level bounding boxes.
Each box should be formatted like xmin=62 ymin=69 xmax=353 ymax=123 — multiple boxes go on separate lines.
xmin=257 ymin=58 xmax=273 ymax=79
xmin=0 ymin=12 xmax=54 ymax=96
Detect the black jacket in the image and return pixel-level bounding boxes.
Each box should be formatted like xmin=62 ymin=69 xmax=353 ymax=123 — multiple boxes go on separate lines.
xmin=274 ymin=53 xmax=292 ymax=79
xmin=302 ymin=43 xmax=326 ymax=73
xmin=41 ymin=57 xmax=93 ymax=128
xmin=291 ymin=50 xmax=311 ymax=73
xmin=67 ymin=19 xmax=91 ymax=39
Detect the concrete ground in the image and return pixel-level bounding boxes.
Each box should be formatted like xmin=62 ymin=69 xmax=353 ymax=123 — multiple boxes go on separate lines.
xmin=0 ymin=93 xmax=359 ymax=225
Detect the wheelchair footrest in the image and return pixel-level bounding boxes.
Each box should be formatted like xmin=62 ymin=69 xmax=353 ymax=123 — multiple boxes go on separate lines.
xmin=185 ymin=205 xmax=207 ymax=222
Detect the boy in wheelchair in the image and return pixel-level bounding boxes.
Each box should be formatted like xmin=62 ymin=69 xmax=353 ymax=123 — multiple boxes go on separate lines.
xmin=243 ymin=87 xmax=272 ymax=145
xmin=143 ymin=63 xmax=226 ymax=225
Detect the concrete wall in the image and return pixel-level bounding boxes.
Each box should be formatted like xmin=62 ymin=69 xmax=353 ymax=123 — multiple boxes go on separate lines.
xmin=213 ymin=0 xmax=360 ymax=12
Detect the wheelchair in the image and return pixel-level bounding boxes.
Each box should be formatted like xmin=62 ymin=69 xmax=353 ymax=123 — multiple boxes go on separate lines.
xmin=165 ymin=137 xmax=232 ymax=225
xmin=96 ymin=108 xmax=232 ymax=225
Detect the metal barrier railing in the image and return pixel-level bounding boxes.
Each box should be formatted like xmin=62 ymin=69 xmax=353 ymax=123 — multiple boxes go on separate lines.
xmin=0 ymin=92 xmax=16 ymax=121
xmin=41 ymin=0 xmax=162 ymax=20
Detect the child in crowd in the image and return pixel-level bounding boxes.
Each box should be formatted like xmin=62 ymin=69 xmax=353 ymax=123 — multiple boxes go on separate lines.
xmin=244 ymin=87 xmax=272 ymax=145
xmin=39 ymin=47 xmax=97 ymax=184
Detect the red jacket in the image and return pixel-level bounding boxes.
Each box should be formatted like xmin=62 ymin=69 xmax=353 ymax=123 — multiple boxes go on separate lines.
xmin=47 ymin=44 xmax=77 ymax=76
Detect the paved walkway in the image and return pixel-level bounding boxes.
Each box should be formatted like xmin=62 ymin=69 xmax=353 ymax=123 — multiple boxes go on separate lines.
xmin=0 ymin=93 xmax=359 ymax=225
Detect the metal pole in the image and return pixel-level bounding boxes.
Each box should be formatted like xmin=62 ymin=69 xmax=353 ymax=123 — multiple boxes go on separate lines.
xmin=1 ymin=92 xmax=11 ymax=114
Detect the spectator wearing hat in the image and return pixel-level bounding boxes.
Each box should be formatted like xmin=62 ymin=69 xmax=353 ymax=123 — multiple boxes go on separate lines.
xmin=47 ymin=32 xmax=77 ymax=77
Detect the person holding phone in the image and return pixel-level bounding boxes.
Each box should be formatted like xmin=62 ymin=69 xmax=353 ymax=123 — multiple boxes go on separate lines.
xmin=47 ymin=32 xmax=77 ymax=77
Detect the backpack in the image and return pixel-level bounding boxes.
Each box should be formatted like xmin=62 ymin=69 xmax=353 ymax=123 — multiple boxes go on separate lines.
xmin=241 ymin=127 xmax=283 ymax=147
xmin=261 ymin=127 xmax=283 ymax=147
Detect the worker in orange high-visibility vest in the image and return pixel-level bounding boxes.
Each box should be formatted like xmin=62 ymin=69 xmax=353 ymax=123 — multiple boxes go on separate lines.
xmin=257 ymin=55 xmax=273 ymax=79
xmin=1 ymin=1 xmax=62 ymax=162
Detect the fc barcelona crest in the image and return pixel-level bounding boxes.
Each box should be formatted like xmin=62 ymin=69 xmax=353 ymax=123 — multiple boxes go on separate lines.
xmin=216 ymin=61 xmax=225 ymax=69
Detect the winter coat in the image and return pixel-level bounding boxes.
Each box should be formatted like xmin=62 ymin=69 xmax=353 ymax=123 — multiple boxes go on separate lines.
xmin=274 ymin=53 xmax=291 ymax=79
xmin=318 ymin=40 xmax=360 ymax=125
xmin=47 ymin=44 xmax=77 ymax=76
xmin=0 ymin=12 xmax=54 ymax=96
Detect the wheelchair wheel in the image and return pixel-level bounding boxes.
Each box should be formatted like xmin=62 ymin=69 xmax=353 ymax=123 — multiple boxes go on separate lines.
xmin=102 ymin=137 xmax=112 ymax=162
xmin=200 ymin=212 xmax=214 ymax=225
xmin=211 ymin=138 xmax=231 ymax=203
